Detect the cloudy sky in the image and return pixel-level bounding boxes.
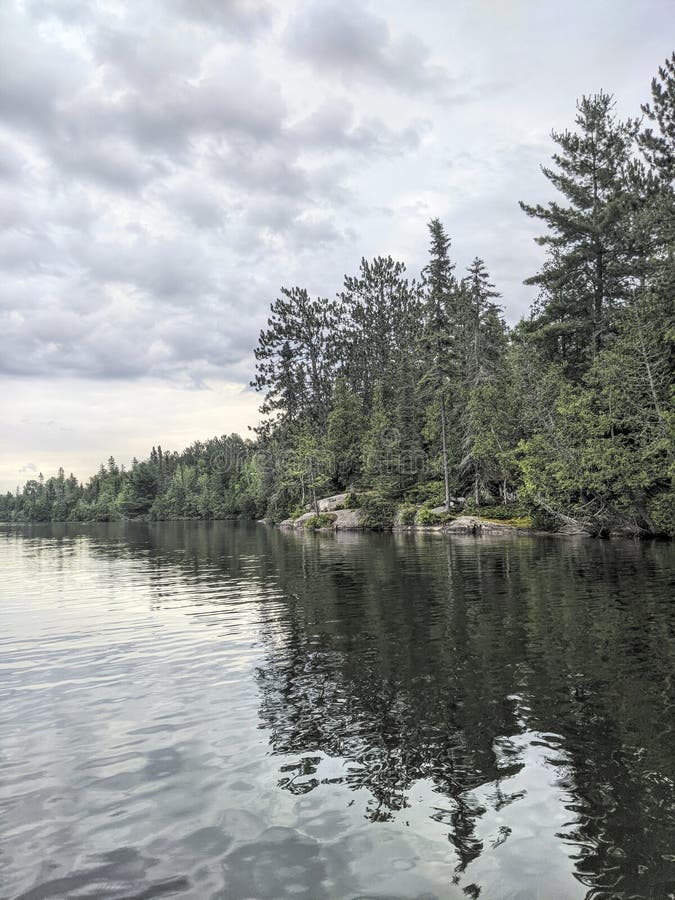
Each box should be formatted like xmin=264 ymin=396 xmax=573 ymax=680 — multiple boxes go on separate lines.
xmin=1 ymin=0 xmax=671 ymax=490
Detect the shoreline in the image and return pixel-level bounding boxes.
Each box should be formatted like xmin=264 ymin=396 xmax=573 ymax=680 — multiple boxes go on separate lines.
xmin=1 ymin=516 xmax=667 ymax=540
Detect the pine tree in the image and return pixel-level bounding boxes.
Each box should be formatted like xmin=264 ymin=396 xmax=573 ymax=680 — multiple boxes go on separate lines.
xmin=338 ymin=256 xmax=423 ymax=409
xmin=639 ymin=52 xmax=675 ymax=183
xmin=520 ymin=93 xmax=637 ymax=379
xmin=420 ymin=219 xmax=457 ymax=510
xmin=253 ymin=286 xmax=339 ymax=429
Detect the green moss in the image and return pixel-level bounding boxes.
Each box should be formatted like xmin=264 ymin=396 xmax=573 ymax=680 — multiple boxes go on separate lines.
xmin=479 ymin=515 xmax=534 ymax=528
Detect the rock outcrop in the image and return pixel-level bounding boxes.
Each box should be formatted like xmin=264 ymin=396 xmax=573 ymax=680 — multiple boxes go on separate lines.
xmin=280 ymin=508 xmax=363 ymax=530
xmin=317 ymin=493 xmax=349 ymax=512
xmin=444 ymin=515 xmax=517 ymax=534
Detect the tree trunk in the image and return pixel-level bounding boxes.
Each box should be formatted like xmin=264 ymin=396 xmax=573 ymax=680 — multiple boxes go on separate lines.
xmin=440 ymin=393 xmax=451 ymax=512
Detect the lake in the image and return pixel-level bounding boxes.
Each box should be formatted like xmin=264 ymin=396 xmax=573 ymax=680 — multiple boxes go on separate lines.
xmin=1 ymin=522 xmax=673 ymax=899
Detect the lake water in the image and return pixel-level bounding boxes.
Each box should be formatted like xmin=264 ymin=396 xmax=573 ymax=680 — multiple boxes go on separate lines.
xmin=1 ymin=522 xmax=673 ymax=900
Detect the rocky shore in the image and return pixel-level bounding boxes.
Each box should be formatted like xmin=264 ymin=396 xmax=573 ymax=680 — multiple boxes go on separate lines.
xmin=278 ymin=494 xmax=532 ymax=535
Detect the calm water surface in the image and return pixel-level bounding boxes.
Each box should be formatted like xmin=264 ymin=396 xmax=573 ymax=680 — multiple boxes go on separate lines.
xmin=1 ymin=522 xmax=673 ymax=899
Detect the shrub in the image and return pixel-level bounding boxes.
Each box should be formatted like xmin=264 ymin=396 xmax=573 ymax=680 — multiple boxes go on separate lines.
xmin=530 ymin=506 xmax=557 ymax=531
xmin=359 ymin=493 xmax=396 ymax=530
xmin=416 ymin=508 xmax=454 ymax=526
xmin=303 ymin=512 xmax=337 ymax=529
xmin=397 ymin=505 xmax=418 ymax=525
xmin=345 ymin=491 xmax=361 ymax=509
xmin=647 ymin=492 xmax=675 ymax=537
xmin=406 ymin=480 xmax=446 ymax=508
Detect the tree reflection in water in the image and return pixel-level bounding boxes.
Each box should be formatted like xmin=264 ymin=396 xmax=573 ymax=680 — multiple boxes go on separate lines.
xmin=21 ymin=521 xmax=674 ymax=897
xmin=253 ymin=528 xmax=674 ymax=897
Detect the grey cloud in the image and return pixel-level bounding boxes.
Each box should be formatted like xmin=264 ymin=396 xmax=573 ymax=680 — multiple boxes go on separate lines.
xmin=61 ymin=67 xmax=287 ymax=159
xmin=0 ymin=137 xmax=26 ymax=180
xmin=212 ymin=143 xmax=309 ymax=199
xmin=28 ymin=0 xmax=274 ymax=38
xmin=52 ymin=138 xmax=170 ymax=192
xmin=285 ymin=1 xmax=450 ymax=95
xmin=0 ymin=10 xmax=84 ymax=132
xmin=161 ymin=179 xmax=229 ymax=229
xmin=25 ymin=0 xmax=96 ymax=25
xmin=290 ymin=97 xmax=427 ymax=155
xmin=73 ymin=235 xmax=218 ymax=302
xmin=168 ymin=0 xmax=275 ymax=37
xmin=3 ymin=0 xmax=636 ymax=391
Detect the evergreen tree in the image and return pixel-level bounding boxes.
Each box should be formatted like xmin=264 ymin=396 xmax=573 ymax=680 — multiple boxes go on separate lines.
xmin=520 ymin=93 xmax=637 ymax=378
xmin=458 ymin=259 xmax=508 ymax=503
xmin=361 ymin=382 xmax=398 ymax=498
xmin=338 ymin=256 xmax=423 ymax=409
xmin=326 ymin=379 xmax=365 ymax=489
xmin=639 ymin=52 xmax=675 ymax=182
xmin=420 ymin=219 xmax=457 ymax=510
xmin=252 ymin=286 xmax=339 ymax=429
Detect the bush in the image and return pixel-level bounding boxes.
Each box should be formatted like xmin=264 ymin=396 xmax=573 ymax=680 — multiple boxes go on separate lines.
xmin=303 ymin=512 xmax=337 ymax=529
xmin=530 ymin=506 xmax=557 ymax=531
xmin=359 ymin=493 xmax=396 ymax=530
xmin=647 ymin=492 xmax=675 ymax=537
xmin=345 ymin=491 xmax=361 ymax=509
xmin=397 ymin=505 xmax=418 ymax=525
xmin=406 ymin=480 xmax=446 ymax=508
xmin=416 ymin=508 xmax=454 ymax=526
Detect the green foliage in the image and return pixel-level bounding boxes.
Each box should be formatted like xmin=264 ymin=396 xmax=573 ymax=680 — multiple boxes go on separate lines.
xmin=397 ymin=505 xmax=418 ymax=525
xmin=303 ymin=513 xmax=337 ymax=530
xmin=520 ymin=92 xmax=638 ymax=379
xmin=359 ymin=493 xmax=396 ymax=531
xmin=405 ymin=480 xmax=446 ymax=508
xmin=416 ymin=508 xmax=454 ymax=526
xmin=345 ymin=491 xmax=361 ymax=509
xmin=326 ymin=379 xmax=365 ymax=488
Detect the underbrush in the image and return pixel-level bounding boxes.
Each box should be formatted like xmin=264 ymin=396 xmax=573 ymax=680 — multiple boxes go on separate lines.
xmin=303 ymin=512 xmax=338 ymax=529
xmin=416 ymin=508 xmax=455 ymax=526
xmin=359 ymin=494 xmax=396 ymax=530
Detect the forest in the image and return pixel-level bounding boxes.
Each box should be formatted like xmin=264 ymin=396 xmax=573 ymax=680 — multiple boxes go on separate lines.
xmin=2 ymin=54 xmax=673 ymax=536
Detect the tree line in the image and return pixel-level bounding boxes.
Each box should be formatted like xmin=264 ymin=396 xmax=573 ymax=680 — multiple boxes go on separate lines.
xmin=2 ymin=54 xmax=673 ymax=535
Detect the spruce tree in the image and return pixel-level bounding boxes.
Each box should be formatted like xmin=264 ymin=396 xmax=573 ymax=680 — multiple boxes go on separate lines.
xmin=457 ymin=259 xmax=508 ymax=503
xmin=420 ymin=219 xmax=457 ymax=510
